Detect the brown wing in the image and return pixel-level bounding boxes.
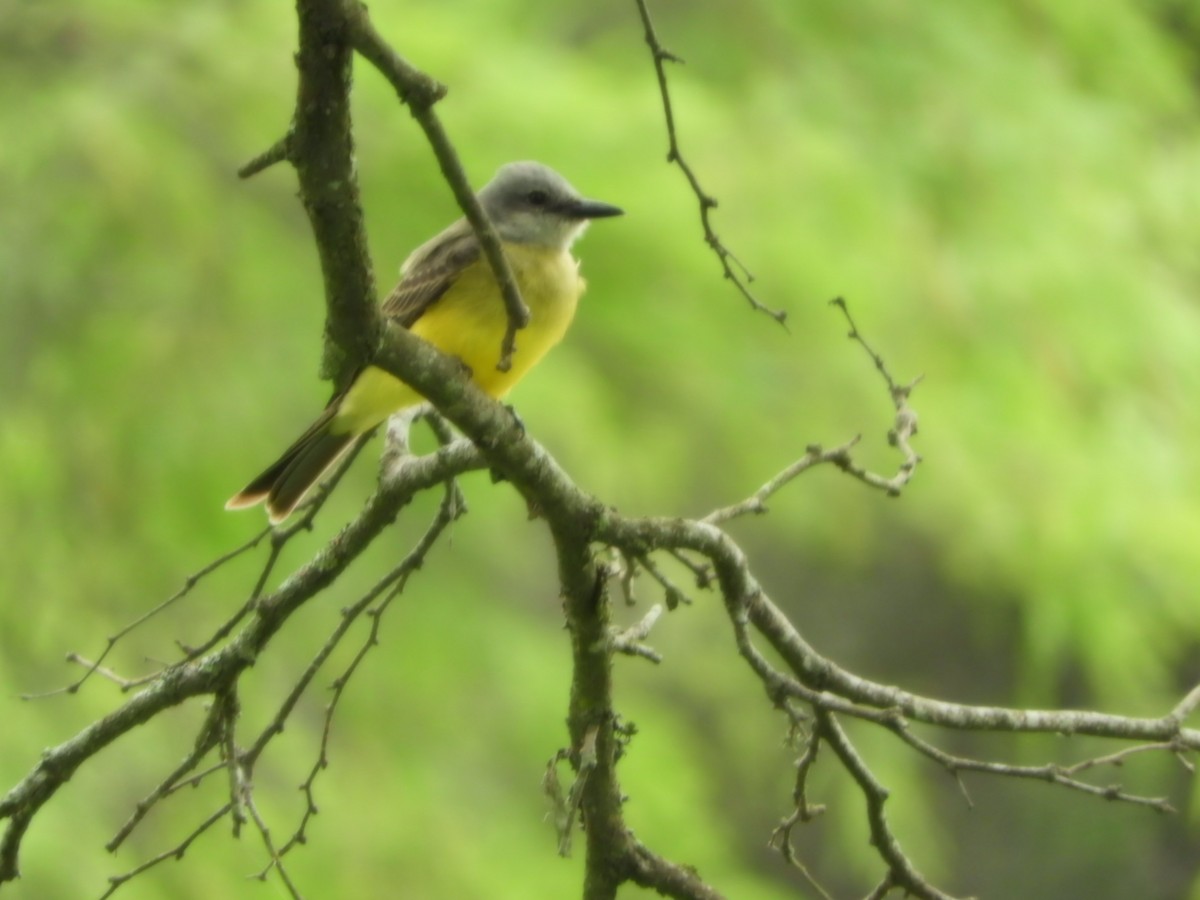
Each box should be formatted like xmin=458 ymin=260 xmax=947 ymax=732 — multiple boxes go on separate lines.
xmin=381 ymin=220 xmax=482 ymax=327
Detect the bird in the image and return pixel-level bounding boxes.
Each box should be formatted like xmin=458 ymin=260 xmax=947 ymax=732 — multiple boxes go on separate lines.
xmin=225 ymin=161 xmax=623 ymax=523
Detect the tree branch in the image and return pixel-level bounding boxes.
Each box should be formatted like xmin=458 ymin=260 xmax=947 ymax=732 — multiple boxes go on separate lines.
xmin=341 ymin=0 xmax=529 ymax=371
xmin=0 ymin=440 xmax=481 ymax=884
xmin=5 ymin=3 xmax=1196 ymax=898
xmin=290 ymin=0 xmax=380 ymax=385
xmin=817 ymin=709 xmax=963 ymax=900
xmin=633 ymin=0 xmax=786 ymax=325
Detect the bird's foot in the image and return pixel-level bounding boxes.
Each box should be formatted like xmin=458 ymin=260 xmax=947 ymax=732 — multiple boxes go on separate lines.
xmin=504 ymin=404 xmax=526 ymax=437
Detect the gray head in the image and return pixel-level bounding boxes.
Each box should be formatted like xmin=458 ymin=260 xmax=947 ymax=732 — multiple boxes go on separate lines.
xmin=477 ymin=161 xmax=623 ymax=249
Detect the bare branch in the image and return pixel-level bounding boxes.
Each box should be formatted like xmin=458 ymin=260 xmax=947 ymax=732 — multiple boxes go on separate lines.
xmin=633 ymin=0 xmax=786 ymax=325
xmin=238 ymin=133 xmax=292 ymax=179
xmin=635 ymin=553 xmax=691 ymax=610
xmin=887 ymin=719 xmax=1178 ymax=813
xmin=546 ymin=726 xmax=599 ymax=857
xmin=830 ymin=297 xmax=922 ymax=494
xmin=98 ymin=803 xmax=233 ymax=900
xmin=244 ymin=786 xmax=304 ymax=899
xmin=5 ymin=3 xmax=1190 ymax=898
xmin=770 ymin=728 xmax=834 ymax=900
xmin=0 ymin=439 xmax=481 ymax=884
xmin=702 ymin=298 xmax=920 ymax=529
xmin=666 ymin=548 xmax=713 ymax=589
xmin=703 ymin=439 xmax=862 ymax=525
xmin=107 ymin=709 xmax=225 ymax=853
xmin=1169 ymin=682 xmax=1200 ymax=722
xmin=340 ymin=0 xmax=529 ymax=371
xmin=21 ymin=528 xmax=271 ymax=699
xmin=625 ymin=836 xmax=728 ymax=900
xmin=269 ymin=490 xmax=462 ymax=861
xmin=605 ymin=604 xmax=665 ymax=664
xmin=817 ymin=709 xmax=967 ymax=900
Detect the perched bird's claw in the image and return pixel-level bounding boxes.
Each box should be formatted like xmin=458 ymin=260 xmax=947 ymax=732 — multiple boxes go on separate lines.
xmin=504 ymin=404 xmax=527 ymax=437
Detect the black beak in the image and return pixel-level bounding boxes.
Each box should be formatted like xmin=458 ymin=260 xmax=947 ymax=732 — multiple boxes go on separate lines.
xmin=563 ymin=197 xmax=624 ymax=220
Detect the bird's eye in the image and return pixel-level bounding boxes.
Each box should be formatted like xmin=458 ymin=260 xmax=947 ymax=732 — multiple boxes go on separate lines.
xmin=527 ymin=189 xmax=549 ymax=206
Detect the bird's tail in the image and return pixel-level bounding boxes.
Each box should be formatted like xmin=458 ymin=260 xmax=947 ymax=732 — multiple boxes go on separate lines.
xmin=225 ymin=406 xmax=356 ymax=524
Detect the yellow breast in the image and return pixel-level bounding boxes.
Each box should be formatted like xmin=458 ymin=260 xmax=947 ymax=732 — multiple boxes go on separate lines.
xmin=331 ymin=243 xmax=585 ymax=435
xmin=416 ymin=242 xmax=584 ymax=395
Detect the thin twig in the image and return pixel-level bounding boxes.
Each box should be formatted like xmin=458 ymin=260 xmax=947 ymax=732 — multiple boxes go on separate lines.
xmin=260 ymin=488 xmax=462 ymax=860
xmin=633 ymin=0 xmax=786 ymax=325
xmin=243 ymin=787 xmax=304 ymax=899
xmin=704 ymin=439 xmax=862 ymax=525
xmin=665 ymin=548 xmax=712 ymax=589
xmin=769 ymin=728 xmax=833 ymax=900
xmin=99 ymin=803 xmax=234 ymax=900
xmin=817 ymin=710 xmax=967 ymax=900
xmin=613 ymin=549 xmax=639 ymax=606
xmin=62 ymin=654 xmax=156 ymax=692
xmin=887 ymin=721 xmax=1177 ymax=813
xmin=605 ymin=604 xmax=665 ymax=664
xmin=830 ymin=297 xmax=922 ymax=495
xmin=20 ymin=529 xmax=272 ymax=700
xmin=567 ymin=725 xmax=599 ymax=855
xmin=107 ymin=719 xmax=224 ymax=852
xmin=1065 ymin=741 xmax=1189 ymax=776
xmin=636 ymin=553 xmax=691 ymax=610
xmin=1169 ymin=683 xmax=1200 ymax=722
xmin=238 ymin=133 xmax=292 ymax=179
xmin=179 ymin=435 xmax=373 ymax=662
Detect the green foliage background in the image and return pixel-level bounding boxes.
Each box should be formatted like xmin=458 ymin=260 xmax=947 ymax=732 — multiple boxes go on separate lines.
xmin=3 ymin=1 xmax=1200 ymax=897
